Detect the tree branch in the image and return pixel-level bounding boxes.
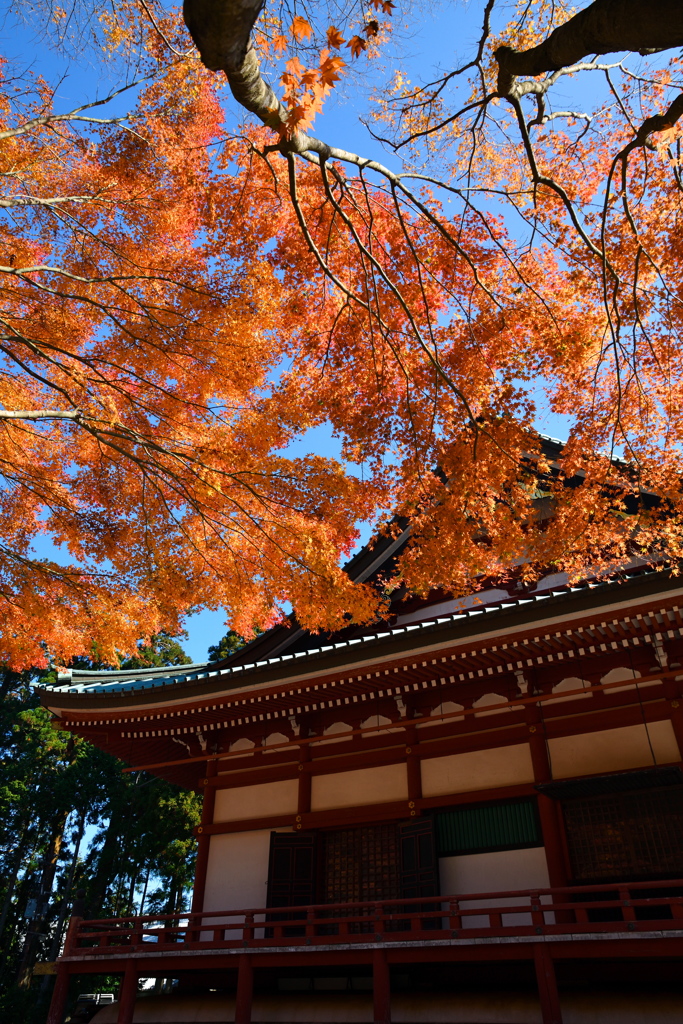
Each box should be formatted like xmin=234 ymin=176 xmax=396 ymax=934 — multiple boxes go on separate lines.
xmin=620 ymin=89 xmax=683 ymax=158
xmin=495 ymin=0 xmax=683 ymax=96
xmin=0 ymin=410 xmax=83 ymax=422
xmin=183 ymin=0 xmax=336 ymax=156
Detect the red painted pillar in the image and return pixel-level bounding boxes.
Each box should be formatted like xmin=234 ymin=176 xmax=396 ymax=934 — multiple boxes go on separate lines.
xmin=534 ymin=944 xmax=562 ymax=1024
xmin=668 ymin=701 xmax=683 ymax=757
xmin=235 ymin=954 xmax=253 ymax=1024
xmin=297 ymin=745 xmax=311 ymax=818
xmin=46 ymin=965 xmax=70 ymax=1024
xmin=373 ymin=948 xmax=391 ymax=1024
xmin=537 ymin=795 xmax=568 ymax=887
xmin=662 ymin=678 xmax=683 ymax=757
xmin=117 ymin=961 xmax=138 ymax=1024
xmin=191 ymin=759 xmax=217 ymax=915
xmin=527 ymin=716 xmax=569 ymax=888
xmin=405 ymin=727 xmax=421 ymax=808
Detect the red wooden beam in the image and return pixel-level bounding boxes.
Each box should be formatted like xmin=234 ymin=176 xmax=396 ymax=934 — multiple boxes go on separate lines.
xmin=197 ymin=691 xmax=677 ymax=799
xmin=235 ymin=955 xmax=253 ymax=1024
xmin=116 ymin=666 xmax=678 ymax=776
xmin=200 ymin=781 xmax=542 ymax=837
xmin=191 ymin=758 xmax=216 ymax=913
xmin=60 ymin=934 xmax=683 ymax=979
xmin=534 ymin=944 xmax=563 ymax=1024
xmin=46 ymin=965 xmax=70 ymax=1024
xmin=373 ymin=948 xmax=391 ymax=1024
xmin=67 ymin=878 xmax=683 ymax=957
xmin=116 ymin=962 xmax=138 ymax=1024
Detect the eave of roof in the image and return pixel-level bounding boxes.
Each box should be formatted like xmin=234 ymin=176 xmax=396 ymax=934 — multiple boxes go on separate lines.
xmin=37 ymin=566 xmax=681 ymax=713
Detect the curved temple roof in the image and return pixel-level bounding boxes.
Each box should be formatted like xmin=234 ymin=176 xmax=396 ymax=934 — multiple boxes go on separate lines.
xmin=40 ymin=433 xmax=664 ymax=711
xmin=39 ymin=565 xmax=674 ymax=705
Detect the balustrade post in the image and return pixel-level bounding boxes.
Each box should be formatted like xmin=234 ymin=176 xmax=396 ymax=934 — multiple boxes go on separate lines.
xmin=374 ymin=902 xmax=384 ymax=939
xmin=117 ymin=961 xmax=138 ymax=1024
xmin=619 ymin=887 xmax=636 ymax=923
xmin=533 ymin=944 xmax=562 ymax=1024
xmin=186 ymin=912 xmax=197 ymax=945
xmin=46 ymin=965 xmax=70 ymax=1024
xmin=235 ymin=954 xmax=253 ymax=1024
xmin=62 ymin=911 xmax=83 ymax=956
xmin=373 ymin=947 xmax=391 ymax=1024
xmin=306 ymin=907 xmax=315 ymax=940
xmin=530 ymin=892 xmax=545 ymax=931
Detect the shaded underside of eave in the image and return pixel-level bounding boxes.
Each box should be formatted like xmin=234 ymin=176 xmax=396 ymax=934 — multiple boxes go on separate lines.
xmin=40 ymin=568 xmax=682 ymax=717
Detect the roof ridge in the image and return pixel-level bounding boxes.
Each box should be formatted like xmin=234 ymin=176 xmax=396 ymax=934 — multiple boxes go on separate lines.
xmin=40 ymin=567 xmax=663 ymax=698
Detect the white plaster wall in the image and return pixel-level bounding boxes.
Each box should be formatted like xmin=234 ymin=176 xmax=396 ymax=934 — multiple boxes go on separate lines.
xmin=548 ymin=720 xmax=680 ymax=779
xmin=213 ymin=779 xmax=298 ymax=823
xmin=202 ymin=827 xmax=292 ymax=914
xmin=263 ymin=732 xmax=290 ymax=751
xmin=92 ymin=990 xmax=683 ymax=1024
xmin=439 ymin=846 xmax=551 ymax=928
xmin=314 ymin=721 xmax=354 ymax=746
xmin=546 ymin=676 xmax=592 ymax=705
xmin=420 ymin=743 xmax=534 ymax=797
xmin=472 ymin=693 xmax=522 ymax=718
xmin=310 ymin=762 xmax=407 ymax=811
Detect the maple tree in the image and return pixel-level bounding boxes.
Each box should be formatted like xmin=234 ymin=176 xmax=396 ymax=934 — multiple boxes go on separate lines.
xmin=0 ymin=23 xmax=380 ymax=669
xmin=2 ymin=1 xmax=683 ymax=668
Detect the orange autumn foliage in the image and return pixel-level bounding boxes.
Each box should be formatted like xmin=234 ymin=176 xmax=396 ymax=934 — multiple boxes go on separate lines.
xmin=0 ymin=49 xmax=382 ymax=668
xmin=2 ymin=1 xmax=683 ymax=668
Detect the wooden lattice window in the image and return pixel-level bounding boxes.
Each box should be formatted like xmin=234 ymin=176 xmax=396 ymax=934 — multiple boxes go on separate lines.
xmin=322 ymin=824 xmax=401 ymax=904
xmin=321 ymin=822 xmax=437 ymax=935
xmin=321 ymin=823 xmax=401 ymax=905
xmin=563 ymin=786 xmax=683 ymax=883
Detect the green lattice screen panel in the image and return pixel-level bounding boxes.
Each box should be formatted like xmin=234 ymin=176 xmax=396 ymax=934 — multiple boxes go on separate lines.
xmin=435 ymin=798 xmax=542 ymax=856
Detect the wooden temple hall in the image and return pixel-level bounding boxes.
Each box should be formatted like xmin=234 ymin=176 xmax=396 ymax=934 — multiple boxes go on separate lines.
xmin=40 ymin=512 xmax=683 ymax=1022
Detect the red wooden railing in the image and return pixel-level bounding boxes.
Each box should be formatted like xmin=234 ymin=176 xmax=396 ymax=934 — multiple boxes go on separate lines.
xmin=66 ymin=879 xmax=683 ymax=957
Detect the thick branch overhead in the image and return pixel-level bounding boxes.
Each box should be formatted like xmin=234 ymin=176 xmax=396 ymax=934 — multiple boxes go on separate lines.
xmin=495 ymin=0 xmax=683 ymax=95
xmin=182 ymin=0 xmax=264 ymax=72
xmin=183 ymin=0 xmax=334 ymax=155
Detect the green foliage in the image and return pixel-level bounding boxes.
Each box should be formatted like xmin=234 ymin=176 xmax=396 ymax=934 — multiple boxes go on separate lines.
xmin=121 ymin=631 xmax=193 ymax=670
xmin=207 ymin=628 xmax=260 ymax=662
xmin=0 ymin=633 xmax=201 ymax=1017
xmin=0 ymin=982 xmax=47 ymax=1024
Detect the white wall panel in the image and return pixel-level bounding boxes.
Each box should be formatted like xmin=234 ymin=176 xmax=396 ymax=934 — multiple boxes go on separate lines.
xmin=439 ymin=846 xmax=551 ymax=928
xmin=310 ymin=763 xmax=407 ymax=811
xmin=213 ymin=779 xmax=298 ymax=823
xmin=420 ymin=743 xmax=534 ymax=797
xmin=203 ymin=829 xmax=272 ymax=912
xmin=548 ymin=720 xmax=680 ymax=779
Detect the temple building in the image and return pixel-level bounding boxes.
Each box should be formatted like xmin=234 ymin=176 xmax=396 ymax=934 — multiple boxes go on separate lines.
xmin=41 ymin=443 xmax=683 ymax=1024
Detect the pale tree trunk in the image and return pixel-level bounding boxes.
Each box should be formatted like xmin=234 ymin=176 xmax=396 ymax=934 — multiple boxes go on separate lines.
xmin=40 ymin=811 xmax=87 ymax=994
xmin=138 ymin=865 xmax=151 ymax=916
xmin=182 ymin=0 xmax=683 ymax=158
xmin=16 ymin=810 xmax=68 ymax=988
xmin=0 ymin=822 xmax=32 ymax=941
xmin=88 ymin=804 xmax=125 ymax=920
xmin=127 ymin=868 xmax=138 ymax=915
